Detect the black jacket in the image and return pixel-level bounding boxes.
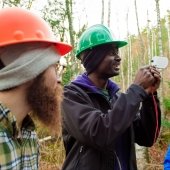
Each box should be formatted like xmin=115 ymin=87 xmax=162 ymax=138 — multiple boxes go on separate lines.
xmin=61 ymin=82 xmax=161 ymax=170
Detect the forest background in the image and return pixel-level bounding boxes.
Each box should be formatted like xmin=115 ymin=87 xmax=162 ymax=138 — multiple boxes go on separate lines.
xmin=1 ymin=0 xmax=170 ymax=169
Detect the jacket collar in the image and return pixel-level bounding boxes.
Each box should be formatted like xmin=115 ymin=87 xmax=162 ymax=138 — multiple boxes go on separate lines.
xmin=72 ymin=73 xmax=120 ymax=96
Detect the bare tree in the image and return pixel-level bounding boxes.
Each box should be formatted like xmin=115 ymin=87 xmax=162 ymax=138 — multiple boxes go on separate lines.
xmin=101 ymin=0 xmax=104 ymax=24
xmin=65 ymin=0 xmax=74 ymax=47
xmin=146 ymin=10 xmax=152 ymax=65
xmin=107 ymin=0 xmax=111 ymax=27
xmin=65 ymin=0 xmax=81 ymax=76
xmin=151 ymin=29 xmax=157 ymax=56
xmin=155 ymin=0 xmax=165 ymax=121
xmin=134 ymin=0 xmax=145 ymax=65
xmin=126 ymin=10 xmax=133 ymax=87
xmin=166 ymin=10 xmax=170 ymax=58
xmin=155 ymin=0 xmax=163 ymax=56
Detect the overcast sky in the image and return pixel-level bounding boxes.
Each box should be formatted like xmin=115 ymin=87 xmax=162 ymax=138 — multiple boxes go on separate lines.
xmin=33 ymin=0 xmax=170 ymax=39
xmin=73 ymin=0 xmax=170 ymax=39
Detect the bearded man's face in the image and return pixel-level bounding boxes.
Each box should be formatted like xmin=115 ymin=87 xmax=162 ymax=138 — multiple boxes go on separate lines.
xmin=27 ymin=65 xmax=62 ymax=132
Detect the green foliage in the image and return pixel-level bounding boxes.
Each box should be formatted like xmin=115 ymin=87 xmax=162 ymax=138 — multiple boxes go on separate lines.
xmin=163 ymin=97 xmax=170 ymax=111
xmin=162 ymin=119 xmax=170 ymax=128
xmin=9 ymin=0 xmax=21 ymax=5
xmin=42 ymin=0 xmax=67 ymax=42
xmin=62 ymin=57 xmax=83 ymax=86
xmin=62 ymin=64 xmax=74 ymax=86
xmin=161 ymin=119 xmax=170 ymax=144
xmin=1 ymin=0 xmax=35 ymax=9
xmin=167 ymin=81 xmax=170 ymax=87
xmin=163 ymin=82 xmax=170 ymax=113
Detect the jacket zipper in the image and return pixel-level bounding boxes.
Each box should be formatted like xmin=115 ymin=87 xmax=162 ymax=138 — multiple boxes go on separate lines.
xmin=75 ymin=146 xmax=84 ymax=170
xmin=114 ymin=151 xmax=122 ymax=170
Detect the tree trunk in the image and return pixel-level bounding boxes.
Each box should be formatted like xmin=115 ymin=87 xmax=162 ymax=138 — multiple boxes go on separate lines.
xmin=101 ymin=0 xmax=104 ymax=24
xmin=155 ymin=0 xmax=165 ymax=120
xmin=107 ymin=0 xmax=111 ymax=27
xmin=166 ymin=10 xmax=170 ymax=58
xmin=65 ymin=0 xmax=81 ymax=77
xmin=126 ymin=11 xmax=133 ymax=87
xmin=152 ymin=30 xmax=157 ymax=56
xmin=147 ymin=10 xmax=152 ymax=65
xmin=134 ymin=0 xmax=145 ymax=65
xmin=65 ymin=0 xmax=74 ymax=47
xmin=155 ymin=0 xmax=163 ymax=56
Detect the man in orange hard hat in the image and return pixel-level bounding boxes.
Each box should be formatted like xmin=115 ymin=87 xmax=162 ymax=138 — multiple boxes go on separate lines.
xmin=0 ymin=7 xmax=72 ymax=169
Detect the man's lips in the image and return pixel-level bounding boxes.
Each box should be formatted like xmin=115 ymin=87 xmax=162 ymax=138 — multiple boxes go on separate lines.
xmin=113 ymin=63 xmax=120 ymax=70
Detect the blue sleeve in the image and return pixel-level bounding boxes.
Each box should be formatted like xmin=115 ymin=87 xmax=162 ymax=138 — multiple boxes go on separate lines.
xmin=164 ymin=145 xmax=170 ymax=170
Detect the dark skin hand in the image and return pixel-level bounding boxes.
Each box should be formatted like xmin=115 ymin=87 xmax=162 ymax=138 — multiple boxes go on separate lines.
xmin=133 ymin=66 xmax=161 ymax=94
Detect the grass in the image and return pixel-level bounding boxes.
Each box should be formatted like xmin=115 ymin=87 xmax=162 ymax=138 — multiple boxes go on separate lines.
xmin=39 ymin=135 xmax=64 ymax=170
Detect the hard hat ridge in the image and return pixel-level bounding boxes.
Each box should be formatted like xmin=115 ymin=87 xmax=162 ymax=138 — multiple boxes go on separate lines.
xmin=0 ymin=7 xmax=72 ymax=56
xmin=76 ymin=24 xmax=127 ymax=58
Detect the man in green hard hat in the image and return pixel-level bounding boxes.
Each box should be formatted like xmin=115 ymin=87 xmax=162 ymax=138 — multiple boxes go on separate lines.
xmin=61 ymin=24 xmax=161 ymax=170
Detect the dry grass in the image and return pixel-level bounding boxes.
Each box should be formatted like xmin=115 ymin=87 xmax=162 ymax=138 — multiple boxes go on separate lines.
xmin=34 ymin=120 xmax=65 ymax=170
xmin=144 ymin=164 xmax=163 ymax=170
xmin=39 ymin=136 xmax=65 ymax=170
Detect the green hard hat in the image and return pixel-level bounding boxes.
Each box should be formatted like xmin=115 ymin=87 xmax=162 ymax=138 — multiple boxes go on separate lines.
xmin=76 ymin=24 xmax=128 ymax=58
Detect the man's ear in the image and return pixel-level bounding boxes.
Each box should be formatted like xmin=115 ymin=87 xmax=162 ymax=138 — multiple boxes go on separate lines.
xmin=79 ymin=54 xmax=84 ymax=64
xmin=79 ymin=50 xmax=90 ymax=63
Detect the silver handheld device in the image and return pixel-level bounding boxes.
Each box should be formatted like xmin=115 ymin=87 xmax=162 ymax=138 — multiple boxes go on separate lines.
xmin=151 ymin=56 xmax=169 ymax=69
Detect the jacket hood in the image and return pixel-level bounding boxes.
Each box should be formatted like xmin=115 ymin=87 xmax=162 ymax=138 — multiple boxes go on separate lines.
xmin=72 ymin=73 xmax=119 ymax=96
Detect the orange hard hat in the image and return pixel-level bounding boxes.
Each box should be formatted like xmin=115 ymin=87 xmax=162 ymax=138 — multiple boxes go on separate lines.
xmin=0 ymin=7 xmax=72 ymax=56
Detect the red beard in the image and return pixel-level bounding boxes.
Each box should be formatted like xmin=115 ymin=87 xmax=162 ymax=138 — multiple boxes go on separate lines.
xmin=27 ymin=72 xmax=63 ymax=133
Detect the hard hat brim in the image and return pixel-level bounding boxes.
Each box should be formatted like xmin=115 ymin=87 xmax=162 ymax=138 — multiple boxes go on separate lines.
xmin=76 ymin=40 xmax=128 ymax=58
xmin=54 ymin=41 xmax=72 ymax=56
xmin=0 ymin=40 xmax=72 ymax=56
xmin=114 ymin=41 xmax=128 ymax=48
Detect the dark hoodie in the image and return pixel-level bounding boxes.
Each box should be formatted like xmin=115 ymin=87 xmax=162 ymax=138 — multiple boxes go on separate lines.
xmin=62 ymin=73 xmax=161 ymax=170
xmin=72 ymin=73 xmax=129 ymax=170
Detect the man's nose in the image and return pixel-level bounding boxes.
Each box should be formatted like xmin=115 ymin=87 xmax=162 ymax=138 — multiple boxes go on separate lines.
xmin=56 ymin=65 xmax=65 ymax=84
xmin=57 ymin=78 xmax=62 ymax=84
xmin=115 ymin=54 xmax=121 ymax=62
xmin=56 ymin=74 xmax=62 ymax=84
